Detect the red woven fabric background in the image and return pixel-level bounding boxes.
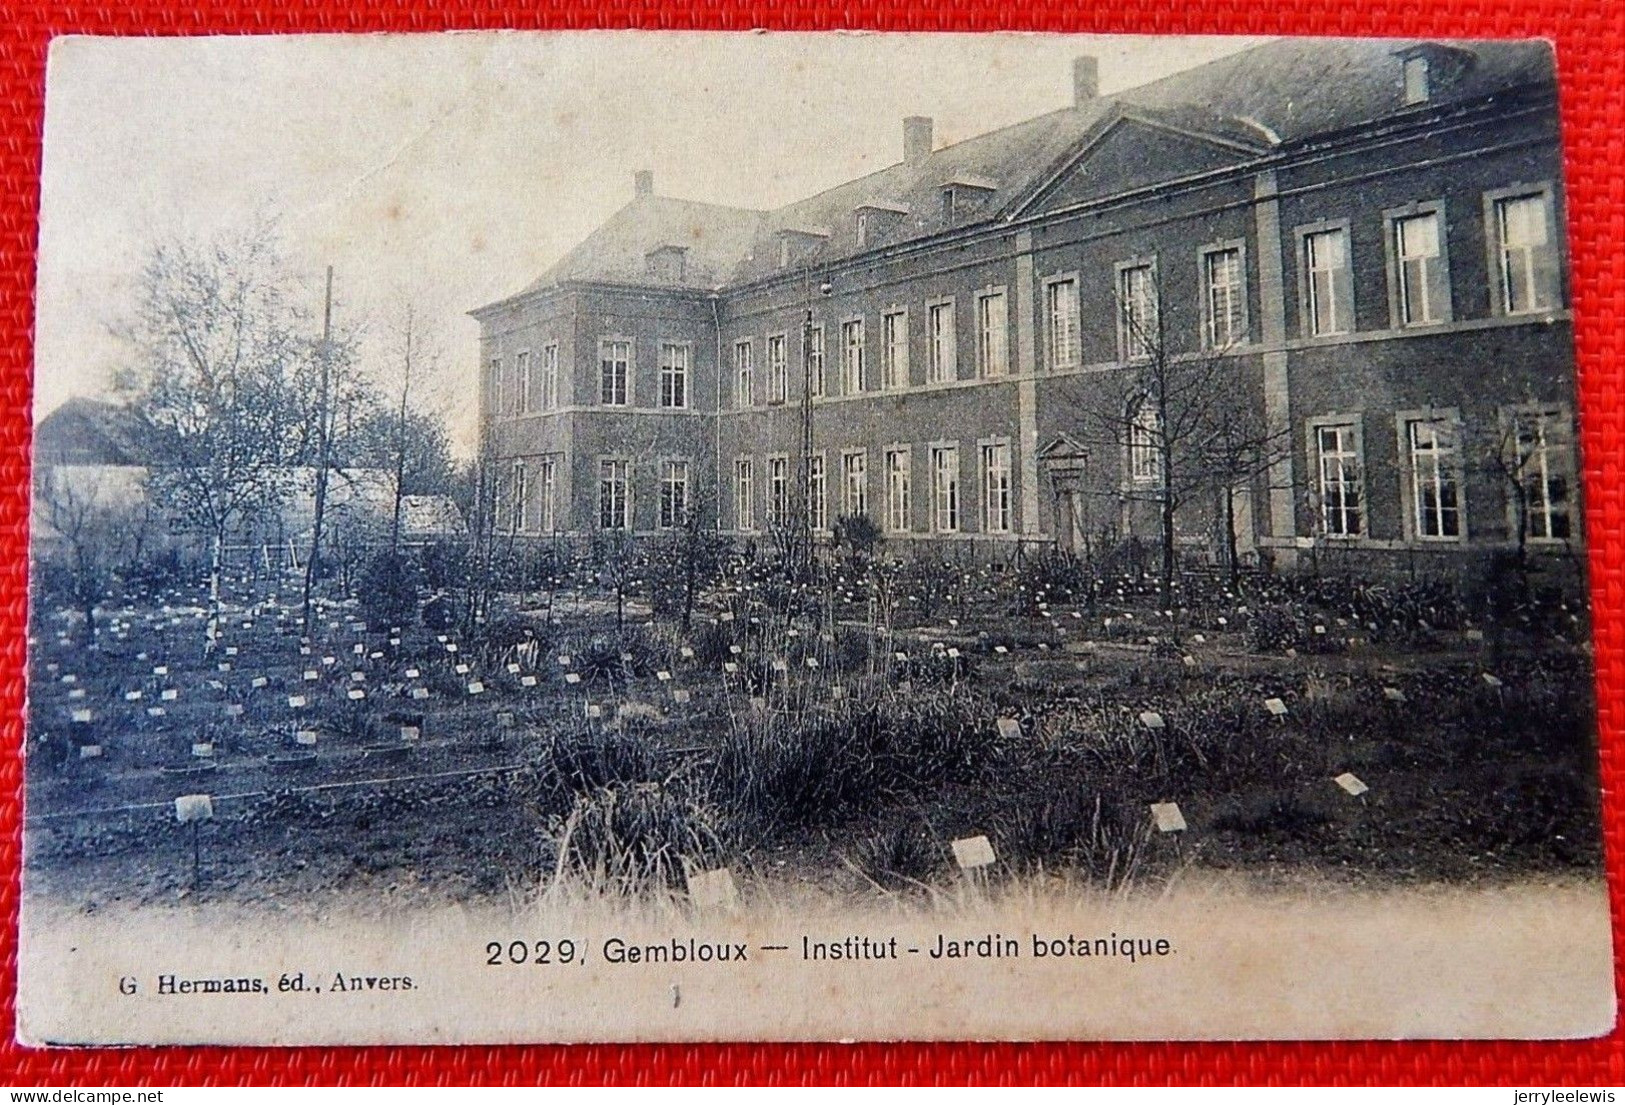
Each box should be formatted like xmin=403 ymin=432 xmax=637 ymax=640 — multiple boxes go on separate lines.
xmin=0 ymin=0 xmax=1620 ymax=1087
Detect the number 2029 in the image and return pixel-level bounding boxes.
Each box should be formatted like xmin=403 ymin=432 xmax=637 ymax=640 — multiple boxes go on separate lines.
xmin=486 ymin=939 xmax=578 ymax=965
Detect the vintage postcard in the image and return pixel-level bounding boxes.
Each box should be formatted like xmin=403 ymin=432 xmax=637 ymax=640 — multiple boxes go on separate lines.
xmin=20 ymin=31 xmax=1613 ymax=1044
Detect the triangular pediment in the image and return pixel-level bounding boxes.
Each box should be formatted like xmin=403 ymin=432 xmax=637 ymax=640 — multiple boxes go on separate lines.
xmin=1038 ymin=432 xmax=1090 ymax=463
xmin=1014 ymin=111 xmax=1263 ymax=217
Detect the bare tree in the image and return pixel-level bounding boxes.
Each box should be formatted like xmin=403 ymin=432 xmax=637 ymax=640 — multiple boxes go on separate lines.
xmin=594 ymin=526 xmax=641 ymax=635
xmin=1194 ymin=383 xmax=1292 ymax=590
xmin=32 ymin=468 xmax=144 ymax=644
xmin=300 ymin=267 xmax=338 ymax=635
xmin=360 ymin=302 xmax=455 ymax=552
xmin=649 ymin=475 xmax=723 ymax=632
xmin=117 ymin=225 xmax=310 ymax=653
xmin=389 ymin=304 xmax=417 ymax=555
xmin=449 ymin=433 xmax=510 ymax=637
xmin=1065 ymin=269 xmax=1287 ymax=604
xmin=1476 ymin=408 xmax=1579 ymax=602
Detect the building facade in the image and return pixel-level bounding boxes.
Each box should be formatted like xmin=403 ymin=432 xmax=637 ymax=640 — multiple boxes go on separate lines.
xmin=470 ymin=38 xmax=1579 ymax=575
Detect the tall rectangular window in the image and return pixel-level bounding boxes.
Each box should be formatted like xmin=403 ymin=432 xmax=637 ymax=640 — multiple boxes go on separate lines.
xmin=767 ymin=457 xmax=789 ymax=528
xmin=1315 ymin=423 xmax=1363 ymax=537
xmin=599 ymin=340 xmax=630 ymax=406
xmin=1203 ymin=247 xmax=1245 ymax=348
xmin=808 ymin=454 xmax=827 ymax=531
xmin=514 ymin=351 xmax=532 ymax=414
xmin=487 ymin=357 xmax=502 ymax=416
xmin=1045 ymin=277 xmax=1080 ymax=369
xmin=1117 ymin=264 xmax=1157 ymax=361
xmin=981 ymin=442 xmax=1011 ymax=534
xmin=539 ymin=344 xmax=558 ymax=410
xmin=734 ymin=457 xmax=754 ymax=531
xmin=1303 ymin=228 xmax=1352 ymax=336
xmin=842 ymin=450 xmax=867 ymax=518
xmin=734 ymin=340 xmax=754 ymax=408
xmin=1393 ymin=212 xmax=1446 ymax=326
xmin=509 ymin=460 xmax=528 ymax=532
xmin=977 ymin=290 xmax=1008 ymax=377
xmin=927 ymin=301 xmax=956 ymax=383
xmin=1494 ymin=191 xmax=1558 ymax=315
xmin=598 ymin=459 xmax=630 ymax=530
xmin=1405 ymin=417 xmax=1461 ymax=539
xmin=1510 ymin=407 xmax=1574 ymax=540
xmin=842 ymin=319 xmax=865 ymax=394
xmin=1403 ymin=55 xmax=1430 ymax=105
xmin=884 ymin=448 xmax=911 ymax=533
xmin=1129 ymin=399 xmax=1162 ymax=484
xmin=659 ymin=343 xmax=689 ymax=409
xmin=881 ymin=309 xmax=909 ymax=390
xmin=930 ymin=445 xmax=959 ymax=533
xmin=659 ymin=459 xmax=689 ymax=529
xmin=807 ymin=325 xmax=826 ymax=397
xmin=766 ymin=334 xmax=788 ymax=404
xmin=537 ymin=459 xmax=556 ymax=532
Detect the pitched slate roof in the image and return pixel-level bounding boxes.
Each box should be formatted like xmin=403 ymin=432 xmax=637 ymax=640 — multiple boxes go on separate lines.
xmin=1122 ymin=37 xmax=1550 ymax=145
xmin=518 ymin=195 xmax=767 ymax=295
xmin=493 ymin=36 xmax=1554 ymax=301
xmin=33 ymin=396 xmax=157 ymax=467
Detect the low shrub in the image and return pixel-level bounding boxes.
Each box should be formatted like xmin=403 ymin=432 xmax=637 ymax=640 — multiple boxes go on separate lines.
xmin=1246 ymin=604 xmax=1304 ymax=653
xmin=421 ymin=592 xmax=458 ymax=632
xmin=897 ymin=649 xmax=978 ymax=687
xmin=359 ymin=552 xmax=420 ymax=635
xmin=832 ymin=625 xmax=876 ymax=674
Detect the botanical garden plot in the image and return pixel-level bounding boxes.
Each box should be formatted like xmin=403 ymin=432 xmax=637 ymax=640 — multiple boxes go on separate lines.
xmin=23 ymin=555 xmax=1601 ymax=913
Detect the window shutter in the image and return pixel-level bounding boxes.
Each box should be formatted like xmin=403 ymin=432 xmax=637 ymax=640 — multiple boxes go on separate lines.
xmin=1534 ymin=229 xmax=1562 ymax=311
xmin=1427 ymin=249 xmax=1451 ymax=322
xmin=1333 ymin=257 xmax=1355 ymax=334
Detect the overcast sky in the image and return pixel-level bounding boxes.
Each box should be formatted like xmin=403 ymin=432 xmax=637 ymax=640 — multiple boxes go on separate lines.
xmin=36 ymin=31 xmax=1267 ymax=453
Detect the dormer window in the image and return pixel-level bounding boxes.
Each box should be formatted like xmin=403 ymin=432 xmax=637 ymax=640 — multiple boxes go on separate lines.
xmin=938 ymin=176 xmax=995 ymax=226
xmin=1404 ymin=54 xmax=1430 ymax=104
xmin=645 ymin=244 xmax=688 ymax=282
xmin=777 ymin=226 xmax=831 ymax=270
xmin=852 ymin=203 xmax=908 ymax=249
xmin=1395 ymin=43 xmax=1473 ymax=107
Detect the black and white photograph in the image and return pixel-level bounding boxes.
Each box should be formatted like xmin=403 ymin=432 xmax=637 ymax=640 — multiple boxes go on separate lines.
xmin=19 ymin=31 xmax=1613 ymax=1044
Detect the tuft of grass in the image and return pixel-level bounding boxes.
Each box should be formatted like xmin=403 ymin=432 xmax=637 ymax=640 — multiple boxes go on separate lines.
xmin=524 ymin=722 xmax=664 ymax=804
xmin=551 ymin=782 xmax=723 ymax=896
xmin=711 ymin=705 xmax=879 ymax=830
xmin=711 ymin=691 xmax=1002 ymax=832
xmin=1005 ymin=791 xmax=1149 ymax=891
xmin=850 ymin=822 xmax=941 ymax=892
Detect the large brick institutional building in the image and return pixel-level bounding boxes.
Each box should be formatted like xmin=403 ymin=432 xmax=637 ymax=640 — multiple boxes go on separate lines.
xmin=471 ymin=37 xmax=1577 ymax=573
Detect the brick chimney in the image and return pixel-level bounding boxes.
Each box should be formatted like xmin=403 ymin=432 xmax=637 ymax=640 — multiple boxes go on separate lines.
xmin=903 ymin=116 xmax=933 ymax=166
xmin=1073 ymin=56 xmax=1099 ymax=106
xmin=634 ymin=169 xmax=654 ymax=197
